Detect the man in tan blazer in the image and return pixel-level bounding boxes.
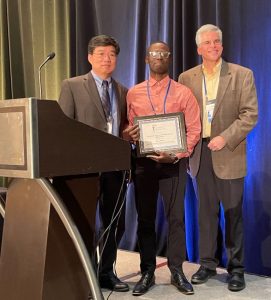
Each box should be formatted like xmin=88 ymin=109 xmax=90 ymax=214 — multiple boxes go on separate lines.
xmin=178 ymin=24 xmax=258 ymax=292
xmin=58 ymin=35 xmax=129 ymax=293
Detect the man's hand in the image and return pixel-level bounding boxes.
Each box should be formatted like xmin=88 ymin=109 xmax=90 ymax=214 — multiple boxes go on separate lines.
xmin=208 ymin=136 xmax=226 ymax=151
xmin=147 ymin=151 xmax=178 ymax=163
xmin=122 ymin=124 xmax=140 ymax=142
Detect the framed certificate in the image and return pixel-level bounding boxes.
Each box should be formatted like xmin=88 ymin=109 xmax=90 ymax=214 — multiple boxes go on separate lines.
xmin=134 ymin=112 xmax=187 ymax=157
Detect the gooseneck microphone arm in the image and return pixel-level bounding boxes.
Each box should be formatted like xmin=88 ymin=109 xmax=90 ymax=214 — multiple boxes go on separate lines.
xmin=38 ymin=52 xmax=55 ymax=99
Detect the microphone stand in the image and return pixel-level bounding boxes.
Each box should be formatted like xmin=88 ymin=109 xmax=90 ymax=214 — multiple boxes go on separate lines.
xmin=38 ymin=52 xmax=55 ymax=99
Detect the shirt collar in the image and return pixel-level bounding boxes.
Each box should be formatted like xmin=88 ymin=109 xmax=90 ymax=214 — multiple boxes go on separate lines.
xmin=202 ymin=58 xmax=222 ymax=77
xmin=91 ymin=70 xmax=112 ymax=87
xmin=148 ymin=75 xmax=170 ymax=87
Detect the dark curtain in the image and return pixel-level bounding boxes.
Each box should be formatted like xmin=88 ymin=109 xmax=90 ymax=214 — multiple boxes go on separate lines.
xmin=1 ymin=0 xmax=271 ymax=276
xmin=0 ymin=0 xmax=70 ymax=100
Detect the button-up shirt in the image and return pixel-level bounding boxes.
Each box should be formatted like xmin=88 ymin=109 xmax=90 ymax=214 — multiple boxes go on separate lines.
xmin=91 ymin=70 xmax=120 ymax=136
xmin=202 ymin=59 xmax=222 ymax=137
xmin=127 ymin=75 xmax=201 ymax=158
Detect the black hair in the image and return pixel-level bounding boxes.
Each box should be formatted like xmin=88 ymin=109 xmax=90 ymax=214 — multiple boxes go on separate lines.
xmin=87 ymin=35 xmax=120 ymax=55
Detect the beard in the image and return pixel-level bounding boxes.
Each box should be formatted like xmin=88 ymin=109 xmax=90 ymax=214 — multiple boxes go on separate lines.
xmin=150 ymin=62 xmax=168 ymax=75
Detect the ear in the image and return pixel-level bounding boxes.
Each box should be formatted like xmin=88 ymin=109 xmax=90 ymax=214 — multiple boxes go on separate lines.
xmin=88 ymin=53 xmax=93 ymax=65
xmin=197 ymin=47 xmax=202 ymax=56
xmin=145 ymin=55 xmax=149 ymax=65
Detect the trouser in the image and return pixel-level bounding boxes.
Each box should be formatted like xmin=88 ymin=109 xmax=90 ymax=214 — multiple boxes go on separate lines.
xmin=133 ymin=157 xmax=187 ymax=274
xmin=98 ymin=171 xmax=126 ymax=276
xmin=197 ymin=140 xmax=244 ymax=274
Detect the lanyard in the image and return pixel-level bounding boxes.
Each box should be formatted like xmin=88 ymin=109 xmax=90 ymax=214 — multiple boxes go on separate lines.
xmin=147 ymin=79 xmax=171 ymax=114
xmin=202 ymin=71 xmax=209 ymax=102
xmin=202 ymin=70 xmax=216 ymax=124
xmin=202 ymin=65 xmax=221 ymax=103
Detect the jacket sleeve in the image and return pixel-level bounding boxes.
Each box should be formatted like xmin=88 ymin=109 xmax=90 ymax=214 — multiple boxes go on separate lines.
xmin=220 ymin=70 xmax=258 ymax=150
xmin=58 ymin=79 xmax=75 ymax=119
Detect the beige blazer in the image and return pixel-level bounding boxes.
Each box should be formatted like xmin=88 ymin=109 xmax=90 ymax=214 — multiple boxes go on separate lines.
xmin=178 ymin=60 xmax=258 ymax=179
xmin=58 ymin=72 xmax=128 ymax=136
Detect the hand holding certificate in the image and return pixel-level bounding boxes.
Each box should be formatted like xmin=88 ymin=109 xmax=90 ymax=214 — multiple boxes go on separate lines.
xmin=134 ymin=112 xmax=187 ymax=157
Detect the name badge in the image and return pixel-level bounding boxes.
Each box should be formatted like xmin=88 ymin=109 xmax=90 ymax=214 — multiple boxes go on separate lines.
xmin=206 ymin=99 xmax=216 ymax=123
xmin=107 ymin=116 xmax=113 ymax=134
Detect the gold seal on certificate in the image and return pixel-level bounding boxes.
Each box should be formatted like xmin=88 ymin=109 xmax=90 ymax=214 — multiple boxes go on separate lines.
xmin=134 ymin=112 xmax=187 ymax=157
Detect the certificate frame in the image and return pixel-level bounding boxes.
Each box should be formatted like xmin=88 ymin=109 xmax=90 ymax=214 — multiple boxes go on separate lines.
xmin=134 ymin=112 xmax=187 ymax=157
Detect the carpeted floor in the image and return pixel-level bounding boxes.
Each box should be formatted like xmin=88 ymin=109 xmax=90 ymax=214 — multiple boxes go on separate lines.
xmin=102 ymin=250 xmax=271 ymax=300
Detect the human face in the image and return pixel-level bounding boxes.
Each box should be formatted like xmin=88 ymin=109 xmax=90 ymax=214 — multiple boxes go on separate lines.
xmin=146 ymin=43 xmax=171 ymax=78
xmin=197 ymin=31 xmax=223 ymax=64
xmin=88 ymin=45 xmax=117 ymax=78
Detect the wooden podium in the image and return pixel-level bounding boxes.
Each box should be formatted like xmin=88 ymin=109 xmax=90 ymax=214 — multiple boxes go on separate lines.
xmin=0 ymin=98 xmax=131 ymax=300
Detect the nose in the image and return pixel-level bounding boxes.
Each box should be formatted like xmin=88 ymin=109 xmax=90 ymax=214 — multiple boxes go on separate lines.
xmin=102 ymin=53 xmax=111 ymax=61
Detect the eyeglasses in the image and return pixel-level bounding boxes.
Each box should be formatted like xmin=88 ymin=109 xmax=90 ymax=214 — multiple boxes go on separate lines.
xmin=148 ymin=51 xmax=171 ymax=59
xmin=200 ymin=39 xmax=222 ymax=46
xmin=92 ymin=52 xmax=117 ymax=59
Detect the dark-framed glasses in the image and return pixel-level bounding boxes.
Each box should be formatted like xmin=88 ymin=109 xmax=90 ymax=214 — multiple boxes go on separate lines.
xmin=149 ymin=51 xmax=171 ymax=59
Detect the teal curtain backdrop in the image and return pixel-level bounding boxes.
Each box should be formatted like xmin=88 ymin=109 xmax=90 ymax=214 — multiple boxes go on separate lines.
xmin=1 ymin=0 xmax=271 ymax=276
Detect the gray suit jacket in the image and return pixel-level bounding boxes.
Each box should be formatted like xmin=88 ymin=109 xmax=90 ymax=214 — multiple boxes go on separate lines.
xmin=178 ymin=60 xmax=258 ymax=179
xmin=58 ymin=72 xmax=128 ymax=136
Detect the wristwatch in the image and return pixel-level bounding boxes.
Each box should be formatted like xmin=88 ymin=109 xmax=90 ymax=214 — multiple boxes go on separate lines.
xmin=169 ymin=153 xmax=179 ymax=164
xmin=172 ymin=155 xmax=180 ymax=164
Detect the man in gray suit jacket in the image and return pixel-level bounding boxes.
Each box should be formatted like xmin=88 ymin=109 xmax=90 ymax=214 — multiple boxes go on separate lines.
xmin=58 ymin=35 xmax=129 ymax=293
xmin=178 ymin=24 xmax=258 ymax=292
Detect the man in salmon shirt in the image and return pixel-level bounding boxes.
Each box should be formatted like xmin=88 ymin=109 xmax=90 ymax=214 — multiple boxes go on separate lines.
xmin=123 ymin=41 xmax=201 ymax=296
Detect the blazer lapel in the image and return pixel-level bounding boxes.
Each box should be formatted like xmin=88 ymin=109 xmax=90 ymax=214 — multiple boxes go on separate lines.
xmin=84 ymin=72 xmax=106 ymax=121
xmin=192 ymin=66 xmax=204 ymax=121
xmin=213 ymin=60 xmax=231 ymax=118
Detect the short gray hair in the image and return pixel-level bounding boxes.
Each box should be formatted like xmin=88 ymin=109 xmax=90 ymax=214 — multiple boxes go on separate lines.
xmin=195 ymin=24 xmax=222 ymax=46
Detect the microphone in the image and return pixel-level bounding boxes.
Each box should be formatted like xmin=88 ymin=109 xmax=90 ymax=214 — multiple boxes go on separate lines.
xmin=38 ymin=52 xmax=55 ymax=99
